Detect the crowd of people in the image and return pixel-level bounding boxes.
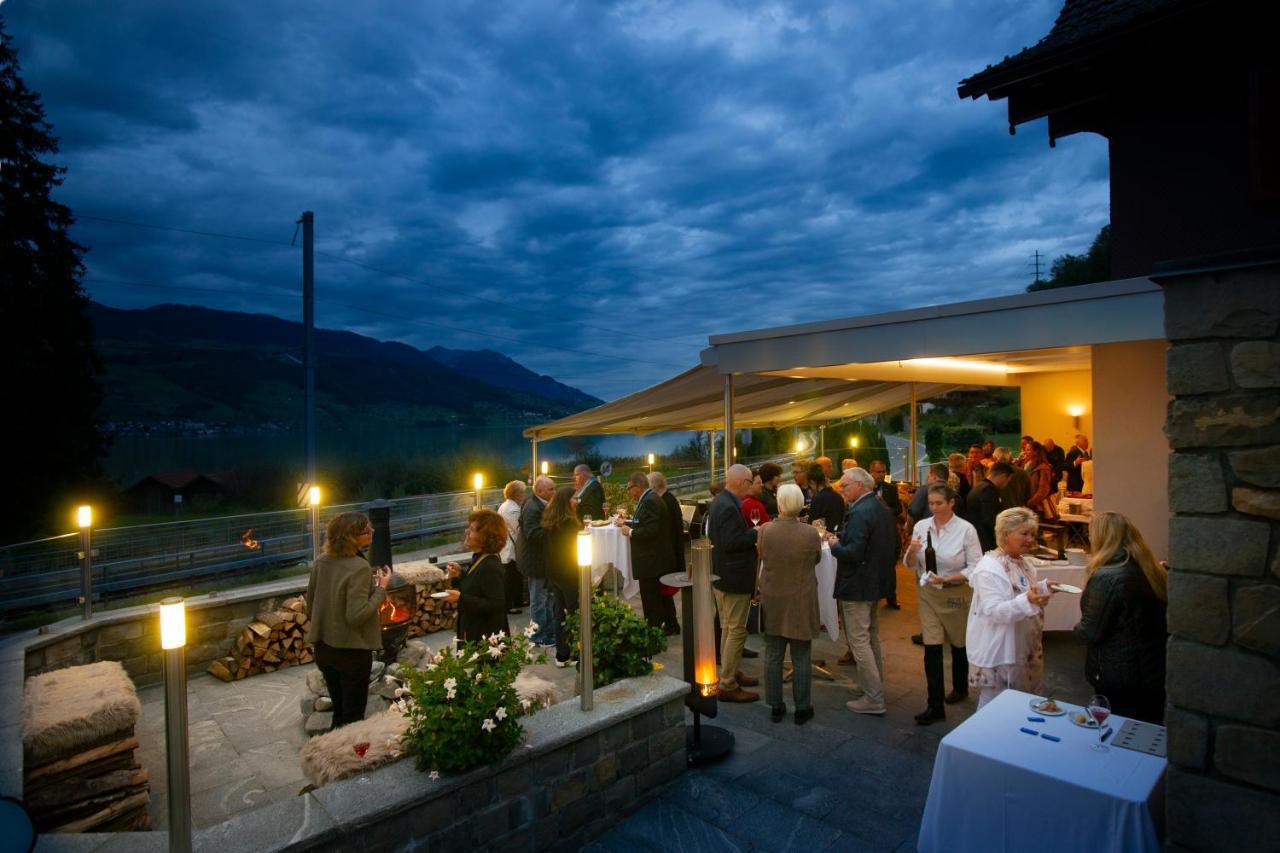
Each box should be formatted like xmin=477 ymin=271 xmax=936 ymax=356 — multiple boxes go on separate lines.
xmin=301 ymin=430 xmax=1163 ymax=736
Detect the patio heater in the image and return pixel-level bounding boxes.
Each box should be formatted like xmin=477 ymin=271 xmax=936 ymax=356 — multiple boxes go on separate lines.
xmin=663 ymin=539 xmax=733 ymax=766
xmin=159 ymin=598 xmax=192 ymax=853
xmin=577 ymin=530 xmax=594 ymax=711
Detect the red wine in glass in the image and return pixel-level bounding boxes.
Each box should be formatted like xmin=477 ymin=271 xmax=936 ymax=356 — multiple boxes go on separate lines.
xmin=1087 ymin=694 xmax=1111 ymax=752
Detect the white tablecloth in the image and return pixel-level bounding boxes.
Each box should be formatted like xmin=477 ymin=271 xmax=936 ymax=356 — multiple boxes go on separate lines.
xmin=1034 ymin=561 xmax=1088 ymax=631
xmin=918 ymin=689 xmax=1166 ymax=853
xmin=588 ymin=525 xmax=639 ymax=600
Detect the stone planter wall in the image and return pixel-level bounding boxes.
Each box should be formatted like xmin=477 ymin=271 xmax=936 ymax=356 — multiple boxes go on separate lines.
xmin=1159 ymin=260 xmax=1280 ymax=853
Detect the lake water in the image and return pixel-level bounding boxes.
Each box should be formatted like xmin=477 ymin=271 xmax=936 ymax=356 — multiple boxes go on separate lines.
xmin=105 ymin=426 xmax=701 ymax=485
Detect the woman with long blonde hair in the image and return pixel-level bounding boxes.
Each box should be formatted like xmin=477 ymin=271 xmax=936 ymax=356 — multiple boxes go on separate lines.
xmin=1074 ymin=512 xmax=1168 ymax=723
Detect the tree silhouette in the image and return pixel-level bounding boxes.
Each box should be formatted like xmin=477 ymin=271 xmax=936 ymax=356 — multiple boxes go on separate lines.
xmin=1 ymin=21 xmax=107 ymax=543
xmin=1028 ymin=225 xmax=1112 ymax=291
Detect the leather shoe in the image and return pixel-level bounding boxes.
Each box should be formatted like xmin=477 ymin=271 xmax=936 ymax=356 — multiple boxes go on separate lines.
xmin=719 ymin=687 xmax=759 ymax=703
xmin=742 ymin=647 xmax=760 ymax=659
xmin=794 ymin=708 xmax=814 ymax=726
xmin=911 ymin=634 xmax=924 ymax=646
xmin=915 ymin=705 xmax=945 ymax=725
xmin=944 ymin=690 xmax=969 ymax=705
xmin=770 ymin=704 xmax=786 ymax=722
xmin=736 ymin=671 xmax=759 ymax=687
xmin=846 ymin=697 xmax=886 ymax=715
xmin=837 ymin=651 xmax=855 ymax=665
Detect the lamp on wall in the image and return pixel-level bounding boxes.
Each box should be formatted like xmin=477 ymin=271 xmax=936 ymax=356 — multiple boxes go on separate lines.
xmin=1068 ymin=404 xmax=1086 ymax=429
xmin=576 ymin=529 xmax=594 ymax=711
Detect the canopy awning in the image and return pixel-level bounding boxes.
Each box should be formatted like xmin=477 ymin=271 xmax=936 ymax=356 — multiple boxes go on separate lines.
xmin=524 ymin=364 xmax=956 ymax=440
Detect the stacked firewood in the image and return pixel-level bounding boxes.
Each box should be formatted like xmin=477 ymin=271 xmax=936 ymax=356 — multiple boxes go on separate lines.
xmin=208 ymin=596 xmax=312 ymax=682
xmin=23 ymin=661 xmax=151 ymax=833
xmin=406 ymin=579 xmax=458 ymax=637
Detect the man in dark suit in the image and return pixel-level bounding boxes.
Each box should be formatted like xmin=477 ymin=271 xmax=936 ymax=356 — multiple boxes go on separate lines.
xmin=968 ymin=463 xmax=1012 ymax=553
xmin=1043 ymin=438 xmax=1066 ymax=492
xmin=573 ymin=464 xmax=605 ymax=522
xmin=1065 ymin=434 xmax=1092 ymax=493
xmin=707 ymin=463 xmax=761 ymax=702
xmin=650 ymin=471 xmax=687 ymax=578
xmin=994 ymin=447 xmax=1032 ymax=508
xmin=828 ymin=467 xmax=897 ymax=715
xmin=620 ymin=471 xmax=678 ymax=635
xmin=868 ymin=458 xmax=904 ymax=610
xmin=517 ymin=476 xmax=555 ymax=645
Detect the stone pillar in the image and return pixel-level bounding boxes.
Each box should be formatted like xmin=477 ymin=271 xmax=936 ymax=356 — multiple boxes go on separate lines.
xmin=1159 ymin=260 xmax=1280 ymax=852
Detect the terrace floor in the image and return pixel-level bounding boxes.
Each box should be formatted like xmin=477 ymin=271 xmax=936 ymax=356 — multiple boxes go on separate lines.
xmin=135 ymin=561 xmax=1089 ymax=848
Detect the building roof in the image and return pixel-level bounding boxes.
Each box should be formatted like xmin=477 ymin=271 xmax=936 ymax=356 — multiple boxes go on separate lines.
xmin=127 ymin=470 xmax=226 ymax=491
xmin=957 ymin=0 xmax=1207 ymax=101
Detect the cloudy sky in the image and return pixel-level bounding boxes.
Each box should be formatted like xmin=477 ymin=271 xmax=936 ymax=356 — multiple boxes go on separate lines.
xmin=5 ymin=0 xmax=1108 ymax=400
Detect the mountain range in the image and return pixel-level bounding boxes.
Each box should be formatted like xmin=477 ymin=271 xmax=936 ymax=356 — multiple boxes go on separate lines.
xmin=88 ymin=303 xmax=602 ymax=430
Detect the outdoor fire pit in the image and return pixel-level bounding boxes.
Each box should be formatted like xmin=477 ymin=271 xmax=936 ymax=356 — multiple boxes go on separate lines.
xmin=378 ymin=572 xmax=415 ymax=662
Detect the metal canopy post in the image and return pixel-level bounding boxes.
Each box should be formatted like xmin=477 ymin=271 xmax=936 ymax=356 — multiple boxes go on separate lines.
xmin=723 ymin=375 xmax=735 ymax=481
xmin=709 ymin=430 xmax=716 ymax=489
xmin=531 ymin=439 xmax=538 ymax=484
xmin=909 ymin=381 xmax=918 ymax=484
xmin=819 ymin=425 xmax=825 ymax=459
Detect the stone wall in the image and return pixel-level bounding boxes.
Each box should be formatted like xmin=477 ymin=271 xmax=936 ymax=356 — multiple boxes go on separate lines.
xmin=22 ymin=578 xmax=309 ymax=687
xmin=1160 ymin=261 xmax=1280 ymax=853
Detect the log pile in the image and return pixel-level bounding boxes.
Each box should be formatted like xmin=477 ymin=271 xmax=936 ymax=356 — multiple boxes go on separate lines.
xmin=406 ymin=580 xmax=458 ymax=637
xmin=22 ymin=661 xmax=151 ymax=833
xmin=208 ymin=596 xmax=312 ymax=682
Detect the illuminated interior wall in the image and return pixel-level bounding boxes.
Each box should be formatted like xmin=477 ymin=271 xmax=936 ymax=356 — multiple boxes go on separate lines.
xmin=1019 ymin=369 xmax=1093 ymax=448
xmin=1091 ymin=340 xmax=1170 ymax=558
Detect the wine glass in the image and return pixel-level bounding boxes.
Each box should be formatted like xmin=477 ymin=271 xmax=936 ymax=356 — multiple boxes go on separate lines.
xmin=1086 ymin=694 xmax=1111 ymax=752
xmin=812 ymin=518 xmax=826 ymax=534
xmin=749 ymin=508 xmax=761 ymax=527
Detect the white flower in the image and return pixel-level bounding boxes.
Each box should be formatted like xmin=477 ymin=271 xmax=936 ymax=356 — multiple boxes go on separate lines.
xmin=443 ymin=677 xmax=457 ymax=691
xmin=475 ymin=672 xmax=484 ymax=682
xmin=429 ymin=770 xmax=440 ymax=780
xmin=445 ymin=687 xmax=457 ymax=700
xmin=425 ymin=663 xmax=437 ymax=672
xmin=468 ymin=652 xmax=479 ymax=664
xmin=495 ymin=707 xmax=508 ymax=720
xmin=487 ymin=643 xmax=505 ymax=659
xmin=481 ymin=718 xmax=496 ymax=733
xmin=524 ymin=622 xmax=539 ymax=637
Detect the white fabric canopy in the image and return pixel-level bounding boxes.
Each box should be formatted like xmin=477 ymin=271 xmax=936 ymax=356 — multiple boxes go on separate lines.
xmin=525 ymin=364 xmax=956 ymax=440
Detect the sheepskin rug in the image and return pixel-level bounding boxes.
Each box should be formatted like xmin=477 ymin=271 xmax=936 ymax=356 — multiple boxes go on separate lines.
xmin=23 ymin=661 xmax=142 ymax=766
xmin=299 ymin=671 xmax=559 ymax=787
xmin=394 ymin=560 xmax=447 ymax=586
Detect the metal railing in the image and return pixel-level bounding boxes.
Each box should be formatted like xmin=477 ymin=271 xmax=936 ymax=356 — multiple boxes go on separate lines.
xmin=0 ymin=453 xmax=800 ymax=617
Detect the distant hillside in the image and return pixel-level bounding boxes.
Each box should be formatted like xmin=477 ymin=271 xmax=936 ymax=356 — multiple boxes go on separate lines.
xmin=88 ymin=303 xmax=602 ymax=430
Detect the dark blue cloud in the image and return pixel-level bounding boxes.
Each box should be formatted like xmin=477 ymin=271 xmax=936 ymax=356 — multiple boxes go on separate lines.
xmin=3 ymin=0 xmax=1109 ymax=399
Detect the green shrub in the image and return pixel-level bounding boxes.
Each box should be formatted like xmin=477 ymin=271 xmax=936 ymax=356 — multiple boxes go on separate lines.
xmin=924 ymin=425 xmax=944 ymax=462
xmin=564 ymin=592 xmax=667 ymax=688
xmin=401 ymin=628 xmax=546 ymax=775
xmin=941 ymin=425 xmax=985 ymax=454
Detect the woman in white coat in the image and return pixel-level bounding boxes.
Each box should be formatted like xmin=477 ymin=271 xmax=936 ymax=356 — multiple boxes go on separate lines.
xmin=966 ymin=506 xmax=1054 ymax=709
xmin=498 ymin=480 xmax=526 ymax=615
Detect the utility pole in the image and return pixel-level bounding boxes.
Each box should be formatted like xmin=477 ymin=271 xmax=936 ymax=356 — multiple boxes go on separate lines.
xmin=300 ymin=211 xmax=316 ymax=496
xmin=1029 ymin=250 xmax=1044 ymax=284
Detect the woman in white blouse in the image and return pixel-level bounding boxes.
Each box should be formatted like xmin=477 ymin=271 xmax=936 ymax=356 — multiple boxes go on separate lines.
xmin=966 ymin=507 xmax=1054 ymax=709
xmin=905 ymin=483 xmax=983 ymax=725
xmin=498 ymin=481 xmax=526 ymax=615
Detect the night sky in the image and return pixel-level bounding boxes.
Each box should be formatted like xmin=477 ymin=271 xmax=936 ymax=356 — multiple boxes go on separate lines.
xmin=5 ymin=0 xmax=1108 ymax=400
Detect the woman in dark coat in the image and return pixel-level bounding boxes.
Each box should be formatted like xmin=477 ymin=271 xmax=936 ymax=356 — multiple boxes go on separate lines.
xmin=541 ymin=485 xmax=583 ymax=666
xmin=1073 ymin=512 xmax=1168 ymax=724
xmin=443 ymin=509 xmax=510 ymax=644
xmin=806 ymin=464 xmax=844 ymax=532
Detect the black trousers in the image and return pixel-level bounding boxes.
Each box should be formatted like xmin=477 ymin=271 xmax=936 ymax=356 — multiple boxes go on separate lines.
xmin=503 ymin=560 xmax=524 ymax=610
xmin=638 ymin=576 xmax=680 ymax=634
xmin=551 ymin=582 xmax=580 ymax=664
xmin=314 ymin=642 xmax=373 ymax=729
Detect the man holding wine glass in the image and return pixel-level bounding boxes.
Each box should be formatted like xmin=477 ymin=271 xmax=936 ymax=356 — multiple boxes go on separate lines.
xmin=741 ymin=469 xmax=771 ymax=528
xmin=904 ymin=484 xmax=983 ymax=725
xmin=617 ymin=471 xmax=678 ymax=634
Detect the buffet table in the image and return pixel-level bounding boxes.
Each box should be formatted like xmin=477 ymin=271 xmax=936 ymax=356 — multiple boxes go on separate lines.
xmin=918 ymin=689 xmax=1166 ymax=853
xmin=588 ymin=524 xmax=639 ymax=600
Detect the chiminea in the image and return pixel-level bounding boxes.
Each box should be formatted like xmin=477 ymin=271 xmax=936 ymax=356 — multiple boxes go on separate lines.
xmin=378 ymin=572 xmax=414 ymax=662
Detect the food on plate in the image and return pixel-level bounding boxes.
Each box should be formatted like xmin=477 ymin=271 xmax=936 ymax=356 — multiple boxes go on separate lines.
xmin=590 ymin=520 xmax=610 ymax=527
xmin=1072 ymin=712 xmax=1099 ymax=727
xmin=1035 ymin=698 xmax=1062 ymax=713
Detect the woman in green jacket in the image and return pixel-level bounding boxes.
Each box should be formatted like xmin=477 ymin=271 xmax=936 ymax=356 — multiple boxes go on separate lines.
xmin=306 ymin=511 xmax=391 ymax=729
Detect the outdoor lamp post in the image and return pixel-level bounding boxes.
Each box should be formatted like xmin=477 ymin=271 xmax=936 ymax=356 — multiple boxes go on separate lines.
xmin=850 ymin=436 xmax=859 ymax=449
xmin=76 ymin=505 xmax=94 ymax=620
xmin=540 ymin=461 xmax=549 ymax=477
xmin=308 ymin=486 xmax=322 ymax=561
xmin=647 ymin=453 xmax=655 ymax=472
xmin=576 ymin=529 xmax=594 ymax=711
xmin=473 ymin=473 xmax=484 ymax=509
xmin=159 ymin=597 xmax=192 ymax=853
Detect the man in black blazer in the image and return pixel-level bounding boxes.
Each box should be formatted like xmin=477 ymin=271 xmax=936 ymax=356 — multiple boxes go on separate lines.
xmin=517 ymin=476 xmax=556 ymax=645
xmin=708 ymin=463 xmax=761 ymax=702
xmin=620 ymin=471 xmax=678 ymax=635
xmin=828 ymin=467 xmax=897 ymax=715
xmin=650 ymin=471 xmax=687 ymax=578
xmin=573 ymin=464 xmax=605 ymax=522
xmin=968 ymin=463 xmax=1012 ymax=553
xmin=868 ymin=458 xmax=904 ymax=610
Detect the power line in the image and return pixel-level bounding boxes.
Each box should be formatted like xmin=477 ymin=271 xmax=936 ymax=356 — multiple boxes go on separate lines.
xmin=85 ymin=276 xmax=694 ymax=371
xmin=76 ymin=214 xmax=297 ymax=248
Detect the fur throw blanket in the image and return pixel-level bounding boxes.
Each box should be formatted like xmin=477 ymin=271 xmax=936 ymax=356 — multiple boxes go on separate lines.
xmin=394 ymin=560 xmax=447 ymax=586
xmin=299 ymin=671 xmax=559 ymax=787
xmin=23 ymin=661 xmax=142 ymax=766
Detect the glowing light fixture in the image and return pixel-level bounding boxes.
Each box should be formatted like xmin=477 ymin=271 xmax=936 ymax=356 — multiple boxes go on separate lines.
xmin=76 ymin=505 xmax=93 ymax=528
xmin=690 ymin=541 xmax=717 ymax=695
xmin=901 ymin=357 xmax=1010 ymax=374
xmin=159 ymin=597 xmax=186 ymax=650
xmin=540 ymin=461 xmax=549 ymax=476
xmin=1067 ymin=404 xmax=1086 ymax=428
xmin=308 ymin=486 xmax=321 ymax=506
xmin=159 ymin=596 xmax=193 ymax=852
xmin=473 ymin=473 xmax=484 ymax=491
xmin=576 ymin=529 xmax=594 ymax=711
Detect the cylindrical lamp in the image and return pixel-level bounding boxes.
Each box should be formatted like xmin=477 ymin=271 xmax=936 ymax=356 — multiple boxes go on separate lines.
xmin=76 ymin=505 xmax=93 ymax=620
xmin=159 ymin=598 xmax=192 ymax=853
xmin=577 ymin=530 xmax=594 ymax=711
xmin=473 ymin=473 xmax=484 ymax=509
xmin=689 ymin=540 xmax=717 ymax=696
xmin=540 ymin=461 xmax=549 ymax=476
xmin=308 ymin=486 xmax=322 ymax=562
xmin=647 ymin=452 xmax=655 ymax=472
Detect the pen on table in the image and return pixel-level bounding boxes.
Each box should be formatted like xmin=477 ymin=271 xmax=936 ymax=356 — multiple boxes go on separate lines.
xmin=1027 ymin=716 xmax=1046 ymax=723
xmin=1019 ymin=727 xmax=1040 ymax=736
xmin=1100 ymin=726 xmax=1114 ymax=743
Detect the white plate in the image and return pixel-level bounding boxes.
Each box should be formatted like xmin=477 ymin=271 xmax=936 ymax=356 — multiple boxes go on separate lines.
xmin=1050 ymin=583 xmax=1083 ymax=594
xmin=1029 ymin=697 xmax=1067 ymax=716
xmin=430 ymin=591 xmax=451 ymax=599
xmin=1069 ymin=711 xmax=1103 ymax=729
